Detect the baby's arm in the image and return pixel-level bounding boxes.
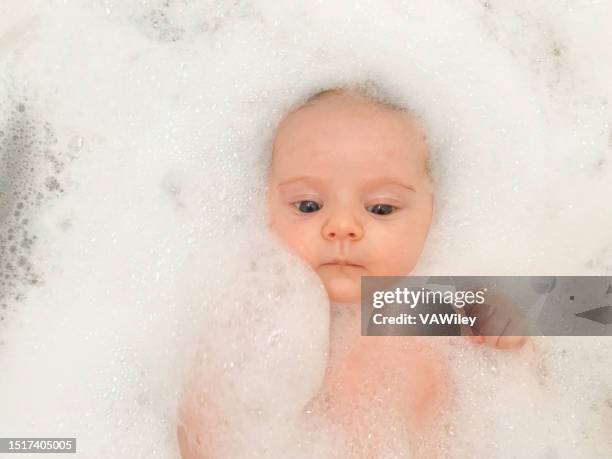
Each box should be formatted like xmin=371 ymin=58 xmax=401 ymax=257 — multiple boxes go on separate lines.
xmin=177 ymin=389 xmax=215 ymax=459
xmin=177 ymin=408 xmax=206 ymax=459
xmin=177 ymin=364 xmax=228 ymax=459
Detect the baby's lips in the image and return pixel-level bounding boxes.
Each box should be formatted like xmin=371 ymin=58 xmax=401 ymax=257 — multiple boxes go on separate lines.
xmin=320 ymin=257 xmax=364 ymax=267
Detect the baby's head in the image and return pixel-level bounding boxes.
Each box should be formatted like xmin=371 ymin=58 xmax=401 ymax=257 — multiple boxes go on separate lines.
xmin=267 ymin=84 xmax=433 ymax=304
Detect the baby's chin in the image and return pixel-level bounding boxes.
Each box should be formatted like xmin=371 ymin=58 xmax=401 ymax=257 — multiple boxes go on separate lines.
xmin=318 ymin=272 xmax=362 ymax=304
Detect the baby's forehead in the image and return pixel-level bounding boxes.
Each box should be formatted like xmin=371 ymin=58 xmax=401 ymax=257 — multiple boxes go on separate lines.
xmin=269 ymin=90 xmax=432 ymax=188
xmin=273 ymin=94 xmax=426 ymax=158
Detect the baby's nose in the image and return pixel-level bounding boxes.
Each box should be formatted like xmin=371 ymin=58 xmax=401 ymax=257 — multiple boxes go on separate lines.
xmin=322 ymin=213 xmax=364 ymax=241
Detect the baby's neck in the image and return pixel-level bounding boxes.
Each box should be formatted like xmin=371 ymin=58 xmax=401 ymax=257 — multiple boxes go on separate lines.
xmin=328 ymin=302 xmax=361 ymax=360
xmin=330 ymin=302 xmax=359 ymax=330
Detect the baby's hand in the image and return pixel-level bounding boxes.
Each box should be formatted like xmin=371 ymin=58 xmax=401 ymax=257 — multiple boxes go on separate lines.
xmin=467 ymin=333 xmax=527 ymax=349
xmin=463 ymin=293 xmax=529 ymax=350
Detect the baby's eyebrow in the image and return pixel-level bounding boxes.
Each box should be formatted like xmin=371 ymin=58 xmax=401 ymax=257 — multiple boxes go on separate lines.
xmin=277 ymin=176 xmax=417 ymax=193
xmin=277 ymin=176 xmax=324 ymax=188
xmin=366 ymin=178 xmax=416 ymax=193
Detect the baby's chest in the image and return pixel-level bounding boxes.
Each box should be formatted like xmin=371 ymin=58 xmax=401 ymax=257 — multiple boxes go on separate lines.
xmin=321 ymin=337 xmax=448 ymax=423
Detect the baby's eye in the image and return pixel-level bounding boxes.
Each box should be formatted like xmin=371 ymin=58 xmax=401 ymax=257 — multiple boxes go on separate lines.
xmin=366 ymin=203 xmax=396 ymax=216
xmin=293 ymin=200 xmax=322 ymax=213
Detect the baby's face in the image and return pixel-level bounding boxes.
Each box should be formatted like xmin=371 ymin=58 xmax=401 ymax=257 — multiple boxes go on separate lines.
xmin=267 ymin=93 xmax=433 ymax=304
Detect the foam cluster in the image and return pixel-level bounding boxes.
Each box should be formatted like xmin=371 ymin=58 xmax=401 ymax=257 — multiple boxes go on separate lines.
xmin=0 ymin=0 xmax=611 ymax=457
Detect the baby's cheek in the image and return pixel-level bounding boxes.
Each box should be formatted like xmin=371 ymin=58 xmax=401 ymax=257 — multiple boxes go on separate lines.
xmin=271 ymin=219 xmax=309 ymax=257
xmin=372 ymin=241 xmax=420 ymax=276
xmin=285 ymin=229 xmax=321 ymax=267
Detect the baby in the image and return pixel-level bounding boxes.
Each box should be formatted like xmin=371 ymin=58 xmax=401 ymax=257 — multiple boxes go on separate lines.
xmin=177 ymin=84 xmax=532 ymax=458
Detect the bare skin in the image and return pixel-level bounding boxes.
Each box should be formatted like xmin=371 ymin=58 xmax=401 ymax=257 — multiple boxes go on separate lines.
xmin=177 ymin=89 xmax=532 ymax=458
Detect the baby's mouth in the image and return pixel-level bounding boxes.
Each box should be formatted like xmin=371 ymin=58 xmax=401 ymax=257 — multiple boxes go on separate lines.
xmin=320 ymin=259 xmax=364 ymax=268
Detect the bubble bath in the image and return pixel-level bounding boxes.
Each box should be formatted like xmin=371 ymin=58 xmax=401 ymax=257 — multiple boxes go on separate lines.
xmin=0 ymin=0 xmax=611 ymax=457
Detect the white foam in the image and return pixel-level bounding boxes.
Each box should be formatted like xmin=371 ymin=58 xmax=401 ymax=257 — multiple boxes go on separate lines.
xmin=1 ymin=0 xmax=611 ymax=457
